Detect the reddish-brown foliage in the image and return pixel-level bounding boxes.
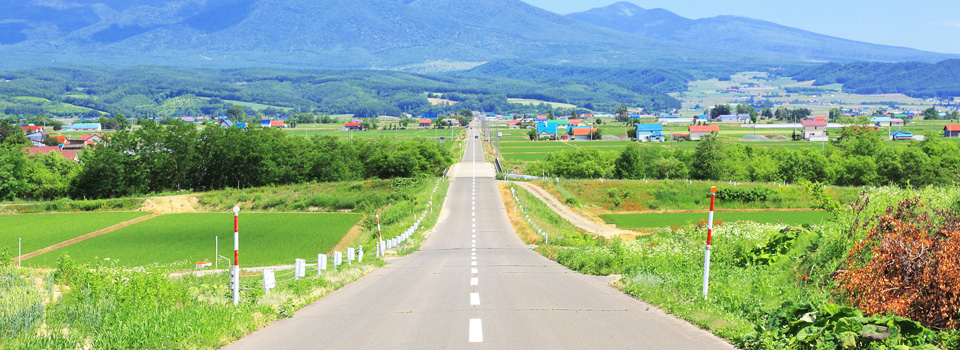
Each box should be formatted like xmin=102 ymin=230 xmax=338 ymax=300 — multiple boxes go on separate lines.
xmin=834 ymin=198 xmax=960 ymax=330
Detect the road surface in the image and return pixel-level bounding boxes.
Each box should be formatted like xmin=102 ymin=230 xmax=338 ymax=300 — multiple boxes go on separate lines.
xmin=222 ymin=124 xmax=734 ymax=349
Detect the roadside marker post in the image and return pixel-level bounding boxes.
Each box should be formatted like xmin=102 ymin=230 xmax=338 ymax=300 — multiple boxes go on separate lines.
xmin=18 ymin=237 xmax=21 ymax=268
xmin=376 ymin=214 xmax=384 ymax=258
xmin=702 ymin=186 xmax=717 ymax=299
xmin=232 ymin=206 xmax=240 ymax=306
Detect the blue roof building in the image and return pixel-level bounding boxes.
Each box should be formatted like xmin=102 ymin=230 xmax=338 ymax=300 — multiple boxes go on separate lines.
xmin=537 ymin=122 xmax=559 ymax=139
xmin=636 ymin=124 xmax=664 ymax=142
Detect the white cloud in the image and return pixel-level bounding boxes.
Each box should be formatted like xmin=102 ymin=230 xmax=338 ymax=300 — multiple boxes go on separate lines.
xmin=942 ymin=21 xmax=960 ymax=29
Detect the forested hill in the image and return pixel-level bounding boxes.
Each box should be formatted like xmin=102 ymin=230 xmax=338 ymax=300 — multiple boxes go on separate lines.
xmin=0 ymin=66 xmax=681 ymax=118
xmin=453 ymin=60 xmax=693 ymax=94
xmin=782 ymin=59 xmax=960 ymax=98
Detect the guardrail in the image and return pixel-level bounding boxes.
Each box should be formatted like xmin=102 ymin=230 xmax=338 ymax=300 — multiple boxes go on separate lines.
xmin=509 ymin=185 xmax=549 ymax=244
xmin=234 ymin=179 xmax=444 ymax=297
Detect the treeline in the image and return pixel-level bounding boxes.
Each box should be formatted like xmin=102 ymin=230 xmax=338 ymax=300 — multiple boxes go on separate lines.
xmin=0 ymin=121 xmax=455 ymax=201
xmin=781 ymin=59 xmax=960 ymax=98
xmin=0 ymin=65 xmax=682 ymax=119
xmin=532 ymin=128 xmax=960 ymax=188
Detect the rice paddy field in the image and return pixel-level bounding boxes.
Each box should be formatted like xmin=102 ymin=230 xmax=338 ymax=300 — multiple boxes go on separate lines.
xmin=24 ymin=212 xmax=362 ymax=268
xmin=599 ymin=210 xmax=832 ymax=229
xmin=0 ymin=212 xmax=148 ymax=258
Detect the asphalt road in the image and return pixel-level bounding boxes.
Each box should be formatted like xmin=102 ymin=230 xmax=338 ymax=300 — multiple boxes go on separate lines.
xmin=222 ymin=124 xmax=735 ymax=349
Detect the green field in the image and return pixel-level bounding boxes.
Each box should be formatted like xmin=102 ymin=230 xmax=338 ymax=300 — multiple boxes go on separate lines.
xmin=600 ymin=210 xmax=832 ymax=229
xmin=0 ymin=212 xmax=148 ymax=258
xmin=25 ymin=213 xmax=362 ymax=268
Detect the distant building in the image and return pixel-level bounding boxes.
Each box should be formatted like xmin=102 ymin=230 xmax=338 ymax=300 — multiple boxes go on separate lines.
xmin=571 ymin=127 xmax=598 ymax=141
xmin=344 ymin=122 xmax=362 ymax=131
xmin=536 ymin=122 xmax=559 ymax=139
xmin=71 ymin=123 xmax=102 ymax=132
xmin=21 ymin=146 xmax=79 ymax=163
xmin=689 ymin=125 xmax=719 ymax=141
xmin=801 ymin=119 xmax=828 ymax=140
xmin=635 ymin=124 xmax=664 ymax=142
xmin=891 ymin=131 xmax=913 ymax=141
xmin=418 ymin=119 xmax=433 ymax=127
xmin=716 ymin=114 xmax=750 ymax=123
xmin=944 ymin=125 xmax=960 ymax=138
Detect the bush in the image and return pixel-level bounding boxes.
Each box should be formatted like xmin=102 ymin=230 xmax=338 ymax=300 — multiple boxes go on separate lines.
xmin=716 ymin=187 xmax=774 ymax=203
xmin=834 ymin=197 xmax=960 ymax=330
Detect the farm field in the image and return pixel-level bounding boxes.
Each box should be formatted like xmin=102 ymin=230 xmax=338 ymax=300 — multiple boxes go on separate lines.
xmin=0 ymin=212 xmax=148 ymax=258
xmin=25 ymin=212 xmax=362 ymax=268
xmin=284 ymin=126 xmax=464 ymax=140
xmin=600 ymin=210 xmax=832 ymax=229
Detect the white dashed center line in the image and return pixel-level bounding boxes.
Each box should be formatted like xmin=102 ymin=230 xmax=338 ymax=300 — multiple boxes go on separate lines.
xmin=471 ymin=277 xmax=478 ymax=286
xmin=470 ymin=293 xmax=480 ymax=306
xmin=469 ymin=319 xmax=483 ymax=343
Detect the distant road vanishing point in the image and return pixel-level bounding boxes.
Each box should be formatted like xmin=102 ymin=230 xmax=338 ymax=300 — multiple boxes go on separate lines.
xmin=222 ymin=124 xmax=734 ymax=349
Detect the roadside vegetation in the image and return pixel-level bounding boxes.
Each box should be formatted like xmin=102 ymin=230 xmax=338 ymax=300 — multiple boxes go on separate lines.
xmin=507 ymin=182 xmax=960 ymax=349
xmin=527 ymin=128 xmax=960 ymax=189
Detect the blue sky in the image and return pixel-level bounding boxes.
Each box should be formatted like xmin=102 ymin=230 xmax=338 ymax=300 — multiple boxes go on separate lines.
xmin=521 ymin=0 xmax=960 ymax=54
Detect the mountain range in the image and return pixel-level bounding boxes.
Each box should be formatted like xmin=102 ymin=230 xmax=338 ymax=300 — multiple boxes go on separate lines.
xmin=0 ymin=0 xmax=953 ymax=71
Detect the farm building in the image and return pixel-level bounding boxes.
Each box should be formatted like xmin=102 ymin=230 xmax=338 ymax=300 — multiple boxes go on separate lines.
xmin=890 ymin=118 xmax=904 ymax=126
xmin=344 ymin=122 xmax=362 ymax=131
xmin=567 ymin=119 xmax=582 ymax=126
xmin=673 ymin=134 xmax=689 ymax=141
xmin=70 ymin=123 xmax=102 ymax=131
xmin=689 ymin=125 xmax=719 ymax=140
xmin=422 ymin=115 xmax=438 ymax=119
xmin=571 ymin=127 xmax=598 ymax=141
xmin=636 ymin=124 xmax=665 ymax=142
xmin=536 ymin=122 xmax=559 ymax=139
xmin=418 ymin=119 xmax=433 ymax=127
xmin=21 ymin=125 xmax=42 ymax=133
xmin=21 ymin=146 xmax=80 ymax=162
xmin=260 ymin=120 xmax=271 ymax=127
xmin=871 ymin=116 xmax=891 ymax=127
xmin=944 ymin=125 xmax=960 ymax=138
xmin=716 ymin=114 xmax=750 ymax=123
xmin=506 ymin=120 xmax=522 ymax=129
xmin=218 ymin=117 xmax=234 ymax=128
xmin=442 ymin=118 xmax=460 ymax=126
xmin=271 ymin=120 xmax=285 ymax=128
xmin=891 ymin=131 xmax=914 ymax=141
xmin=801 ymin=119 xmax=828 ymax=140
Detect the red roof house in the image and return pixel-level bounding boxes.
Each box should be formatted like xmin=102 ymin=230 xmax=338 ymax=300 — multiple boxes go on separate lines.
xmin=21 ymin=146 xmax=79 ymax=162
xmin=270 ymin=120 xmax=285 ymax=128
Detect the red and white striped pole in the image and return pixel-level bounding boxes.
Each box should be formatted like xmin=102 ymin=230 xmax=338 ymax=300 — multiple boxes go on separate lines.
xmin=232 ymin=206 xmax=240 ymax=306
xmin=376 ymin=214 xmax=383 ymax=257
xmin=702 ymin=186 xmax=717 ymax=299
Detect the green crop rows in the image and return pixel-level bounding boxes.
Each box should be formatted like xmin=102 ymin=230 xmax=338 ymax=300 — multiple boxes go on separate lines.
xmin=25 ymin=213 xmax=362 ymax=268
xmin=0 ymin=212 xmax=148 ymax=258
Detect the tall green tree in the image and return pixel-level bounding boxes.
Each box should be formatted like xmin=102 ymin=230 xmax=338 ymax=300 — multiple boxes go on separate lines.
xmin=690 ymin=132 xmax=724 ymax=180
xmin=227 ymin=105 xmax=246 ymax=122
xmin=709 ymin=104 xmax=732 ymax=118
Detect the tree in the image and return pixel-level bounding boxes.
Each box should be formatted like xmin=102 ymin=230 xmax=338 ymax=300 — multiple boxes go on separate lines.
xmin=709 ymin=104 xmax=732 ymax=118
xmin=923 ymin=107 xmax=940 ymax=120
xmin=41 ymin=134 xmax=60 ymax=146
xmin=615 ymin=104 xmax=629 ymax=122
xmin=0 ymin=123 xmax=17 ymax=143
xmin=828 ymin=108 xmax=843 ymax=121
xmin=614 ymin=143 xmax=644 ymax=179
xmin=4 ymin=133 xmax=32 ymax=147
xmin=761 ymin=108 xmax=774 ymax=119
xmin=570 ymin=109 xmax=580 ymax=119
xmin=227 ymin=105 xmax=246 ymax=122
xmin=690 ymin=132 xmax=724 ymax=180
xmin=458 ymin=108 xmax=473 ymax=118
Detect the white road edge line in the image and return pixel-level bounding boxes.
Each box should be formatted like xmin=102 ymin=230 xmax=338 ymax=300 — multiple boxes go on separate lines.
xmin=469 ymin=319 xmax=483 ymax=343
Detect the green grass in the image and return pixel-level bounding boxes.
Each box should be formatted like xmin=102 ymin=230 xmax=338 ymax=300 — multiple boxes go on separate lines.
xmin=0 ymin=212 xmax=148 ymax=258
xmin=25 ymin=213 xmax=362 ymax=268
xmin=600 ymin=210 xmax=833 ymax=229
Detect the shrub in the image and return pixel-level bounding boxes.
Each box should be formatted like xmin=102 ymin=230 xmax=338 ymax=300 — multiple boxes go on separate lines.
xmin=834 ymin=197 xmax=960 ymax=330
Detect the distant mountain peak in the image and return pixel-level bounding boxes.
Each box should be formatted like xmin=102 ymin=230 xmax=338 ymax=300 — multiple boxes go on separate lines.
xmin=566 ymin=2 xmax=954 ymax=63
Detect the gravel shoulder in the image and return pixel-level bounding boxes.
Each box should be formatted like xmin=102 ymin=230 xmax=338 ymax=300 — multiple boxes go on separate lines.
xmin=513 ymin=182 xmax=635 ymax=239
